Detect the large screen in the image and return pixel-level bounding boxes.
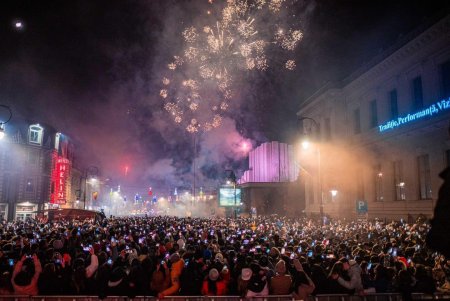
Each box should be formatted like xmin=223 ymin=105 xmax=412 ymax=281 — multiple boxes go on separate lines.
xmin=219 ymin=187 xmax=241 ymax=207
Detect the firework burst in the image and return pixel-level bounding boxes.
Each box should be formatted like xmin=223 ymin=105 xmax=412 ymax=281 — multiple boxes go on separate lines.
xmin=160 ymin=0 xmax=303 ymax=133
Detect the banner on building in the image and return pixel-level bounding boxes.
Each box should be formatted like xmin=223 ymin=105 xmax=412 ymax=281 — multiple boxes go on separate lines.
xmin=50 ymin=157 xmax=70 ymax=204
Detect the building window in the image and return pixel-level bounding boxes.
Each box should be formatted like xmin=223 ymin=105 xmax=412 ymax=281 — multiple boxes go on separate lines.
xmin=442 ymin=60 xmax=450 ymax=99
xmin=55 ymin=132 xmax=61 ymax=151
xmin=370 ymin=99 xmax=378 ymax=128
xmin=393 ymin=160 xmax=406 ymax=200
xmin=356 ymin=167 xmax=364 ymax=200
xmin=324 ymin=118 xmax=331 ymax=141
xmin=0 ymin=204 xmax=7 ymax=221
xmin=28 ymin=124 xmax=44 ymax=145
xmin=412 ymin=76 xmax=424 ymax=110
xmin=374 ymin=164 xmax=383 ymax=202
xmin=417 ymin=154 xmax=432 ymax=200
xmin=27 ymin=149 xmax=38 ymax=165
xmin=389 ymin=89 xmax=399 ymax=119
xmin=353 ymin=108 xmax=361 ymax=134
xmin=26 ymin=179 xmax=34 ymax=192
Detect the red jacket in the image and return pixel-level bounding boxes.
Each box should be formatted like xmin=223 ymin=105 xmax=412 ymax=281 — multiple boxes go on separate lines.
xmin=201 ymin=270 xmax=230 ymax=296
xmin=201 ymin=279 xmax=228 ymax=296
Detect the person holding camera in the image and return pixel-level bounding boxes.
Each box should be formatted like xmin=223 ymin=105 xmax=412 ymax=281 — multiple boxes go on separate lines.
xmin=11 ymin=254 xmax=42 ymax=295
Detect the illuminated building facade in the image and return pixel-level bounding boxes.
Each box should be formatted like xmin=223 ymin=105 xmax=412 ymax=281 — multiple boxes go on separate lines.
xmin=239 ymin=141 xmax=300 ymax=184
xmin=0 ymin=119 xmax=74 ymax=221
xmin=237 ymin=141 xmax=303 ymax=216
xmin=297 ymin=14 xmax=450 ymax=220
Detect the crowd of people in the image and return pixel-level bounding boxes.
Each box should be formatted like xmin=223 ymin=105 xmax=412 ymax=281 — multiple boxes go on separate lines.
xmin=0 ymin=215 xmax=449 ymax=299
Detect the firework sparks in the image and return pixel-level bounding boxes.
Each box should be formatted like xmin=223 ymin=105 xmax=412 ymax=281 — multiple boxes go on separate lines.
xmin=160 ymin=0 xmax=302 ymax=133
xmin=285 ymin=59 xmax=296 ymax=70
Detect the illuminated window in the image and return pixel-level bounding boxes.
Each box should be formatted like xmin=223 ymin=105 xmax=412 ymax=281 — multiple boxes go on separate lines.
xmin=412 ymin=76 xmax=424 ymax=110
xmin=28 ymin=124 xmax=43 ymax=145
xmin=389 ymin=89 xmax=398 ymax=119
xmin=417 ymin=154 xmax=432 ymax=200
xmin=374 ymin=164 xmax=383 ymax=202
xmin=393 ymin=160 xmax=405 ymax=200
xmin=353 ymin=108 xmax=361 ymax=134
xmin=370 ymin=99 xmax=378 ymax=128
xmin=55 ymin=132 xmax=61 ymax=151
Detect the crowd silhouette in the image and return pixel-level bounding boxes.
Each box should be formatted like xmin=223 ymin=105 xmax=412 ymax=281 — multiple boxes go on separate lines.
xmin=0 ymin=215 xmax=449 ymax=298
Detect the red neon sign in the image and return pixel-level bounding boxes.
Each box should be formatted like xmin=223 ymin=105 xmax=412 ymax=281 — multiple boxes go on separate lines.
xmin=50 ymin=157 xmax=70 ymax=204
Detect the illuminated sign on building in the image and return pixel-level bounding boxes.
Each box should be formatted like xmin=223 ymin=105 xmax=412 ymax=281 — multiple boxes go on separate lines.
xmin=50 ymin=157 xmax=70 ymax=204
xmin=379 ymin=97 xmax=450 ymax=132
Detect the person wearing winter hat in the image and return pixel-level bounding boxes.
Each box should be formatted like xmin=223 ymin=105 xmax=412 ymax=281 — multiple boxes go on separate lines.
xmin=159 ymin=253 xmax=185 ymax=298
xmin=177 ymin=238 xmax=185 ymax=250
xmin=215 ymin=252 xmax=224 ymax=264
xmin=269 ymin=247 xmax=280 ymax=258
xmin=270 ymin=260 xmax=292 ymax=295
xmin=52 ymin=239 xmax=64 ymax=250
xmin=237 ymin=268 xmax=252 ymax=297
xmin=201 ymin=268 xmax=229 ymax=296
xmin=241 ymin=268 xmax=252 ymax=281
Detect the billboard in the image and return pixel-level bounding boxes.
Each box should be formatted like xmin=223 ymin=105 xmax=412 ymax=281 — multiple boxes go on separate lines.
xmin=219 ymin=187 xmax=241 ymax=207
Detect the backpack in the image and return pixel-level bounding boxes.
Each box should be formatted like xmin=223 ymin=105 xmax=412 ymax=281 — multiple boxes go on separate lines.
xmin=179 ymin=260 xmax=204 ymax=295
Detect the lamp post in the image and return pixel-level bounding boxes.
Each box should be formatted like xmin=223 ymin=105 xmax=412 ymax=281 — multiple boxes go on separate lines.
xmin=82 ymin=166 xmax=99 ymax=210
xmin=298 ymin=116 xmax=323 ymax=224
xmin=0 ymin=105 xmax=12 ymax=140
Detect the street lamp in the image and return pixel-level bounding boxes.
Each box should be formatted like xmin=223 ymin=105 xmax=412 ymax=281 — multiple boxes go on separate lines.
xmin=82 ymin=166 xmax=99 ymax=210
xmin=298 ymin=116 xmax=323 ymax=224
xmin=0 ymin=105 xmax=12 ymax=140
xmin=330 ymin=189 xmax=338 ymax=198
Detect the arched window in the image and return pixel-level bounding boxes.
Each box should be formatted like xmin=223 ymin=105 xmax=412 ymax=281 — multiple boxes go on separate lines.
xmin=28 ymin=124 xmax=44 ymax=145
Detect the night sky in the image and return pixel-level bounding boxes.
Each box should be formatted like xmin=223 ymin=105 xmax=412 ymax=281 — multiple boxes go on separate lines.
xmin=1 ymin=0 xmax=449 ymax=194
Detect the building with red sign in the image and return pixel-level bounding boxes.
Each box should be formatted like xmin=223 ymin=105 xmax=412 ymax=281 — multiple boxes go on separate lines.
xmin=0 ymin=118 xmax=75 ymax=220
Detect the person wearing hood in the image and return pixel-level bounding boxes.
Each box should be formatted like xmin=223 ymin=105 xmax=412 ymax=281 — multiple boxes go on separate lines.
xmin=336 ymin=259 xmax=363 ymax=294
xmin=270 ymin=260 xmax=292 ymax=295
xmin=158 ymin=252 xmax=184 ymax=298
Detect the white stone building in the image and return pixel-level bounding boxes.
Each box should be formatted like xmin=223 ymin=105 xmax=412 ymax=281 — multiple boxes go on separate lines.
xmin=297 ymin=14 xmax=450 ymax=220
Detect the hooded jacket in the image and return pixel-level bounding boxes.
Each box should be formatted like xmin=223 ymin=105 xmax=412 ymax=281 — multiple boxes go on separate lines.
xmin=160 ymin=258 xmax=185 ymax=296
xmin=337 ymin=263 xmax=363 ymax=293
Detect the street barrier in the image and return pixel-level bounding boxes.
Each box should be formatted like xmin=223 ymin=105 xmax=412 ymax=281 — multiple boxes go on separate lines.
xmin=0 ymin=294 xmax=448 ymax=301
